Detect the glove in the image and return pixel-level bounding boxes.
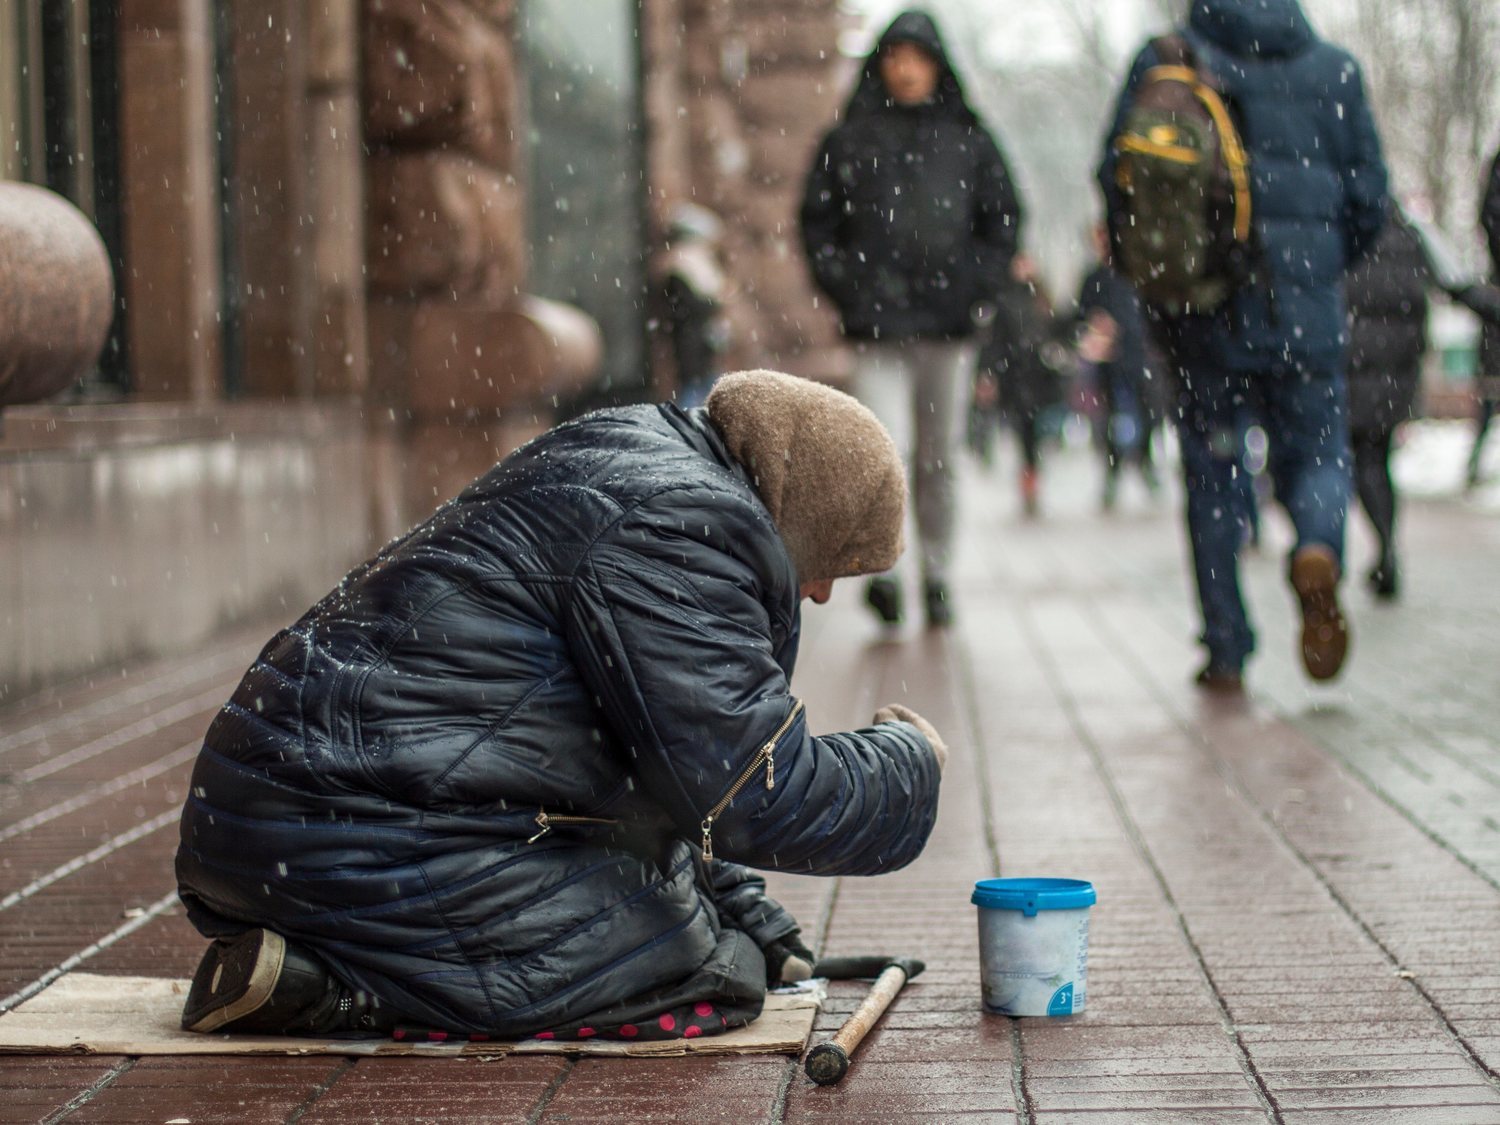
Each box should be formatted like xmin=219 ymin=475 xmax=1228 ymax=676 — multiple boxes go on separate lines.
xmin=873 ymin=703 xmax=948 ymax=772
xmin=764 ymin=931 xmax=816 ymax=987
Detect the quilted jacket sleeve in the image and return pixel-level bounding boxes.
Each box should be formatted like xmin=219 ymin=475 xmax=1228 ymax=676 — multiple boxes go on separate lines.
xmin=564 ymin=483 xmax=941 ymax=877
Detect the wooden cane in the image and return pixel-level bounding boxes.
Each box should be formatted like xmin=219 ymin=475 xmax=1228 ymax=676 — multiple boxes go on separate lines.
xmin=804 ymin=956 xmax=924 ymax=1085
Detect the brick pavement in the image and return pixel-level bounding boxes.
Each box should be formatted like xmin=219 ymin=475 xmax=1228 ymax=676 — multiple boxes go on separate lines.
xmin=2 ymin=441 xmax=1499 ymax=1122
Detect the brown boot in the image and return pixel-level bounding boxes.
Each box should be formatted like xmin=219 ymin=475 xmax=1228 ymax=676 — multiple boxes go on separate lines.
xmin=1290 ymin=545 xmax=1348 ymax=681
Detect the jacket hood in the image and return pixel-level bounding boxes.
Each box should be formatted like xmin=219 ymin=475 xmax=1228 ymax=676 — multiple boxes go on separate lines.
xmin=1189 ymin=0 xmax=1315 ymax=59
xmin=842 ymin=9 xmax=979 ymax=126
xmin=705 ymin=370 xmax=906 ymax=582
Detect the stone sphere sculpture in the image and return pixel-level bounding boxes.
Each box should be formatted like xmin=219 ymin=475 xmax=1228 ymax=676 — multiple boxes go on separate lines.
xmin=0 ymin=182 xmax=115 ymax=407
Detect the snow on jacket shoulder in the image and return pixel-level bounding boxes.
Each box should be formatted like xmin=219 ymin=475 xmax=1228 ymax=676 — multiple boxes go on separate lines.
xmin=176 ymin=403 xmax=940 ymax=1035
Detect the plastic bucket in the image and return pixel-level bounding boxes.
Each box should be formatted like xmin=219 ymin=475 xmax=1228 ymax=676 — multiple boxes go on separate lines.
xmin=972 ymin=878 xmax=1095 ymax=1017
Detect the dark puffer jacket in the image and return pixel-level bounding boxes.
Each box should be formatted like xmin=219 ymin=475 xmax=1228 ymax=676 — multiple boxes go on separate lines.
xmin=1345 ymin=212 xmax=1430 ymax=434
xmin=1099 ymin=0 xmax=1388 ymax=373
xmin=177 ymin=404 xmax=940 ymax=1035
xmin=800 ymin=10 xmax=1022 ymax=342
xmin=1478 ymin=148 xmax=1500 ymax=385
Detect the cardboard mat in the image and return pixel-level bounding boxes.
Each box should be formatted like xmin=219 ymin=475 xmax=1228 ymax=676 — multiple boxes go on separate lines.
xmin=0 ymin=974 xmax=822 ymax=1058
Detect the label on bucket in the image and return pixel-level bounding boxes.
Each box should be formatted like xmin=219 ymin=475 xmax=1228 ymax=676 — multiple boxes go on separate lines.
xmin=1046 ymin=983 xmax=1074 ymax=1016
xmin=978 ymin=908 xmax=1090 ymax=1017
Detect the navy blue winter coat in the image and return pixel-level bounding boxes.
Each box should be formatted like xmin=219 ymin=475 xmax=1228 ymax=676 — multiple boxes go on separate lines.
xmin=177 ymin=404 xmax=940 ymax=1035
xmin=1099 ymin=0 xmax=1388 ymax=373
xmin=800 ymin=10 xmax=1021 ymax=342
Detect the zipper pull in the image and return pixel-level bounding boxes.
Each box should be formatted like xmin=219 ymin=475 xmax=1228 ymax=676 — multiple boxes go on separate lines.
xmin=527 ymin=810 xmax=551 ymax=844
xmin=765 ymin=744 xmax=775 ymax=790
xmin=700 ymin=818 xmax=714 ymax=863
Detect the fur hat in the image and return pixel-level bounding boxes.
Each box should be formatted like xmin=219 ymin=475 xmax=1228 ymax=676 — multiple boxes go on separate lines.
xmin=706 ymin=370 xmax=906 ymax=581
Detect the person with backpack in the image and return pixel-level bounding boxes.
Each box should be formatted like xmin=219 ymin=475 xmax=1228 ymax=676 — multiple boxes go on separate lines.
xmin=800 ymin=8 xmax=1022 ymax=628
xmin=1099 ymin=0 xmax=1387 ymax=693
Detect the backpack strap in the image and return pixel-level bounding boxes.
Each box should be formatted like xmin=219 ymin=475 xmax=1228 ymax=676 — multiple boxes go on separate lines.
xmin=1149 ymin=33 xmax=1194 ymax=69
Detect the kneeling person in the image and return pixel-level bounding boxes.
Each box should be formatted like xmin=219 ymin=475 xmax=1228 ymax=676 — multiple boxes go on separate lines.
xmin=176 ymin=370 xmax=947 ymax=1041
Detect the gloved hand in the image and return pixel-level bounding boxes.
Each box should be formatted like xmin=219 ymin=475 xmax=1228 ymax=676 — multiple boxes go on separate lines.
xmin=763 ymin=931 xmax=816 ymax=986
xmin=873 ymin=703 xmax=948 ymax=771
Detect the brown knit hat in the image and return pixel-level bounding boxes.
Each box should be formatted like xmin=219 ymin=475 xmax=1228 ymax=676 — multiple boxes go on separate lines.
xmin=706 ymin=370 xmax=906 ymax=581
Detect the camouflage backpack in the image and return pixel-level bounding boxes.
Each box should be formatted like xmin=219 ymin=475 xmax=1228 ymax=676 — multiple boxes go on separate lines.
xmin=1112 ymin=35 xmax=1253 ymax=315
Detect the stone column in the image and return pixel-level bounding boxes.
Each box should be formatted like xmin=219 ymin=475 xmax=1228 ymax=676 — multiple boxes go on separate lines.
xmin=307 ymin=0 xmax=371 ymax=396
xmin=640 ymin=0 xmax=848 ymax=384
xmin=361 ymin=0 xmax=601 ymax=525
xmin=362 ymin=0 xmax=598 ymax=422
xmin=222 ymin=0 xmax=369 ymax=400
xmin=117 ymin=0 xmax=224 ymax=401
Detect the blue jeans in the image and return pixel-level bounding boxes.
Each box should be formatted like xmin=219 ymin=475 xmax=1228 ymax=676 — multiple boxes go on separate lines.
xmin=1173 ymin=362 xmax=1351 ymax=669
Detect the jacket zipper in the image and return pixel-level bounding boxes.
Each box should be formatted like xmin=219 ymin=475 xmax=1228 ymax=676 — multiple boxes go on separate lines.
xmin=699 ymin=699 xmax=805 ymax=862
xmin=527 ymin=808 xmax=619 ymax=844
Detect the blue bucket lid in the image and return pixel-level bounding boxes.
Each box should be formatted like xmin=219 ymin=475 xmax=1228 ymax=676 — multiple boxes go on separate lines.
xmin=971 ymin=878 xmax=1096 ymax=916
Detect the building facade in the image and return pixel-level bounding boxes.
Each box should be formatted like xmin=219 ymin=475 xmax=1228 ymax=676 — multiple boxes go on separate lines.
xmin=0 ymin=0 xmax=846 ymax=700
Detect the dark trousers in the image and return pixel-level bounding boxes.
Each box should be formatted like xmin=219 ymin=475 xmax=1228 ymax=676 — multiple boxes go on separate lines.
xmin=1471 ymin=395 xmax=1497 ymax=484
xmin=1173 ymin=361 xmax=1351 ymax=668
xmin=1352 ymin=425 xmax=1397 ymax=567
xmin=1013 ymin=410 xmax=1042 ymax=470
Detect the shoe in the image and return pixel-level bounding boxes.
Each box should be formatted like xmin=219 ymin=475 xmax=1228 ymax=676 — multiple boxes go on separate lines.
xmin=1367 ymin=557 xmax=1399 ymax=600
xmin=181 ymin=928 xmax=385 ymax=1036
xmin=1020 ymin=467 xmax=1040 ymax=517
xmin=864 ymin=577 xmax=903 ymax=626
xmin=1291 ymin=545 xmax=1349 ymax=681
xmin=924 ymin=581 xmax=954 ymax=628
xmin=1195 ymin=662 xmax=1245 ymax=695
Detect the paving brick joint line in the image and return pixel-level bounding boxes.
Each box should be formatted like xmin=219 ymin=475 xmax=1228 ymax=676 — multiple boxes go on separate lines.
xmin=1010 ymin=594 xmax=1287 ymax=1124
xmin=1082 ymin=588 xmax=1500 ymax=1097
xmin=37 ymin=1058 xmax=135 ymax=1125
xmin=284 ymin=1059 xmax=358 ymax=1125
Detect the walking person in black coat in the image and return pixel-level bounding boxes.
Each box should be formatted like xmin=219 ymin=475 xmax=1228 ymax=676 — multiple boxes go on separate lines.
xmin=1344 ymin=209 xmax=1431 ymax=599
xmin=176 ymin=371 xmax=946 ymax=1043
xmin=1471 ymin=146 xmax=1500 ymax=489
xmin=801 ymin=8 xmax=1022 ymax=628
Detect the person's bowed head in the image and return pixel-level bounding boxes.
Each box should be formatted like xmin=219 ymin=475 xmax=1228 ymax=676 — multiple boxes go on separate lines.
xmin=706 ymin=370 xmax=950 ymax=771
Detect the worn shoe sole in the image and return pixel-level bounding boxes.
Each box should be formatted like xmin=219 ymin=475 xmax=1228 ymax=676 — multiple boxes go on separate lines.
xmin=181 ymin=928 xmax=286 ymax=1033
xmin=1291 ymin=546 xmax=1348 ymax=681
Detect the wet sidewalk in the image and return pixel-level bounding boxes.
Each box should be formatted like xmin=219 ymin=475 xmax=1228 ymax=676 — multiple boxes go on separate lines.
xmin=3 ymin=437 xmax=1499 ymax=1123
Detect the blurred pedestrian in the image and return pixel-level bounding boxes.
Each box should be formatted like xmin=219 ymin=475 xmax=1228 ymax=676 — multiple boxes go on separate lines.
xmin=1344 ymin=208 xmax=1431 ymax=600
xmin=177 ymin=371 xmax=946 ymax=1042
xmin=1099 ymin=0 xmax=1387 ymax=691
xmin=654 ymin=203 xmax=731 ymax=409
xmin=977 ymin=252 xmax=1067 ymax=516
xmin=1077 ymin=223 xmax=1162 ymax=510
xmin=801 ymin=8 xmax=1022 ymax=627
xmin=1471 ymin=147 xmax=1500 ymax=489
